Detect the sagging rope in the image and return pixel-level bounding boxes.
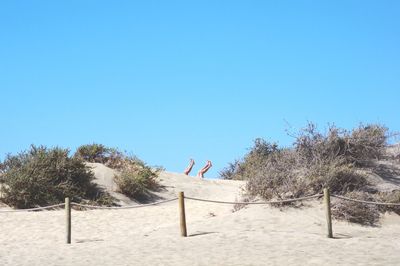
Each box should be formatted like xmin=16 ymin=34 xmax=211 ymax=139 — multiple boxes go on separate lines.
xmin=0 ymin=198 xmax=178 ymax=213
xmin=72 ymin=198 xmax=178 ymax=209
xmin=0 ymin=194 xmax=323 ymax=212
xmin=332 ymin=195 xmax=400 ymax=206
xmin=184 ymin=194 xmax=323 ymax=205
xmin=0 ymin=203 xmax=66 ymax=213
xmin=2 ymin=193 xmax=400 ymax=213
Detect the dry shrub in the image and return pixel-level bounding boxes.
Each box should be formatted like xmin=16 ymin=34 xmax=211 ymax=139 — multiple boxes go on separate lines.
xmin=306 ymin=162 xmax=368 ymax=195
xmin=246 ymin=149 xmax=305 ymax=200
xmin=244 ymin=147 xmax=368 ymax=202
xmin=348 ymin=125 xmax=388 ymax=164
xmin=221 ymin=122 xmax=393 ymax=225
xmin=294 ymin=123 xmax=388 ymax=167
xmin=332 ymin=192 xmax=380 ymax=226
xmin=232 ymin=197 xmax=250 ymax=213
xmin=219 ymin=160 xmax=241 ymax=180
xmin=377 ymin=191 xmax=400 ymax=215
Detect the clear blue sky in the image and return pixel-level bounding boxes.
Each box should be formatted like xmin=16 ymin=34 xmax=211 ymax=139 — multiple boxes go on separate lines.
xmin=1 ymin=1 xmax=399 ymax=178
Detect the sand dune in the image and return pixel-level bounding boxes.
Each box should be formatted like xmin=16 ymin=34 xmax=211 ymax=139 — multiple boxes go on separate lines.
xmin=1 ymin=165 xmax=400 ymax=265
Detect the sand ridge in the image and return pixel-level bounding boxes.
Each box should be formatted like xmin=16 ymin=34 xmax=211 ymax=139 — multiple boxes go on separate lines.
xmin=1 ymin=164 xmax=400 ymax=265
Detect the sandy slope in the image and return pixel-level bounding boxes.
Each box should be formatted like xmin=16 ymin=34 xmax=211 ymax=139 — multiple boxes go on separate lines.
xmin=1 ymin=165 xmax=400 ymax=266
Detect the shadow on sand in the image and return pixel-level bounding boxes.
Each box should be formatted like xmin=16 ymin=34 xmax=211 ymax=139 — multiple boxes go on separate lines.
xmin=373 ymin=163 xmax=400 ymax=186
xmin=189 ymin=232 xmax=218 ymax=237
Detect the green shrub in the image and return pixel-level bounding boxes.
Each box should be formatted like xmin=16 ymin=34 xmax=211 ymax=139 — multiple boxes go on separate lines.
xmin=0 ymin=145 xmax=111 ymax=208
xmin=114 ymin=163 xmax=160 ymax=199
xmin=74 ymin=143 xmax=111 ymax=163
xmin=220 ymin=139 xmax=280 ymax=181
xmin=75 ymin=143 xmax=162 ymax=201
xmin=74 ymin=143 xmax=139 ymax=169
xmin=74 ymin=143 xmax=126 ymax=167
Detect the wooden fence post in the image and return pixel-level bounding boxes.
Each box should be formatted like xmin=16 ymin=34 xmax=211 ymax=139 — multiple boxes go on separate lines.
xmin=179 ymin=192 xmax=187 ymax=237
xmin=324 ymin=188 xmax=333 ymax=238
xmin=65 ymin=197 xmax=71 ymax=244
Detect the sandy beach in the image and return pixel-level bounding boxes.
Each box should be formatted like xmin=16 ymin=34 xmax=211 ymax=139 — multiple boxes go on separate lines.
xmin=2 ymin=1 xmax=399 ymax=264
xmin=1 ymin=166 xmax=400 ymax=266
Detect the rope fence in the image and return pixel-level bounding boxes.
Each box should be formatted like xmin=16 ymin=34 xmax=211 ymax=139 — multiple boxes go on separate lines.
xmin=1 ymin=189 xmax=400 ymax=243
xmin=3 ymin=192 xmax=398 ymax=213
xmin=0 ymin=203 xmax=66 ymax=213
xmin=0 ymin=199 xmax=178 ymax=213
xmin=184 ymin=194 xmax=322 ymax=205
xmin=331 ymin=195 xmax=400 ymax=206
xmin=71 ymin=198 xmax=178 ymax=210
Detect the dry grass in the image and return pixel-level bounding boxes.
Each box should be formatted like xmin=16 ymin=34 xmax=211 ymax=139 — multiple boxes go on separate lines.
xmin=221 ymin=123 xmax=400 ymax=225
xmin=332 ymin=191 xmax=380 ymax=226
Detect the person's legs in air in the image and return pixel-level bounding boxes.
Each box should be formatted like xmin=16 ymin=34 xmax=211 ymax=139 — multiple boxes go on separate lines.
xmin=197 ymin=160 xmax=212 ymax=178
xmin=184 ymin=159 xmax=195 ymax=175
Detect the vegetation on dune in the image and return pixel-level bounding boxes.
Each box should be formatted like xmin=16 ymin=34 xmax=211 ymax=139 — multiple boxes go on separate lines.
xmin=220 ymin=123 xmax=400 ymax=225
xmin=0 ymin=145 xmax=112 ymax=208
xmin=0 ymin=144 xmax=162 ymax=209
xmin=331 ymin=191 xmax=380 ymax=226
xmin=74 ymin=143 xmax=125 ymax=169
xmin=75 ymin=143 xmax=161 ymax=200
xmin=114 ymin=162 xmax=160 ymax=199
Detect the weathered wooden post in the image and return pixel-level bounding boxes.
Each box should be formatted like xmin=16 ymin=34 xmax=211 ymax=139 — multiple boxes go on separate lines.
xmin=179 ymin=192 xmax=187 ymax=237
xmin=65 ymin=197 xmax=71 ymax=244
xmin=323 ymin=188 xmax=333 ymax=238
